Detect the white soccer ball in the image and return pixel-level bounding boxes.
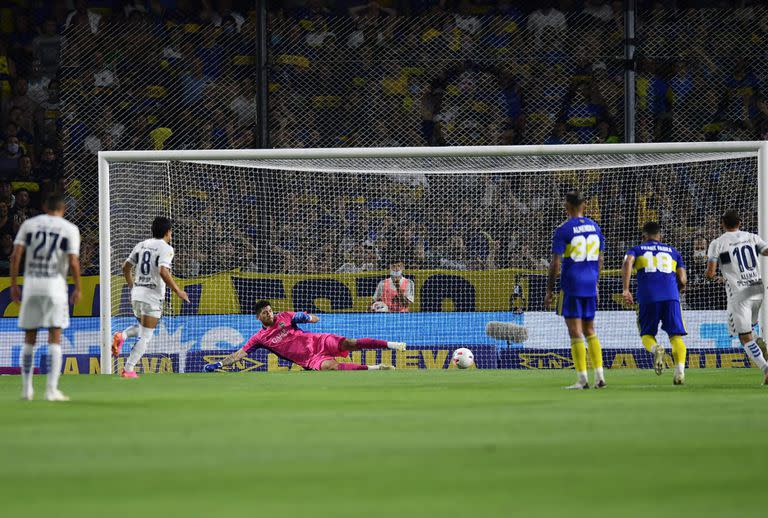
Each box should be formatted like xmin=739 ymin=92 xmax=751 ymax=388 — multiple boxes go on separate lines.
xmin=371 ymin=301 xmax=389 ymax=313
xmin=452 ymin=348 xmax=475 ymax=369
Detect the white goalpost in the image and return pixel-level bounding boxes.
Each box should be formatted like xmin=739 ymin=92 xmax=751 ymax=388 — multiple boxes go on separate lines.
xmin=97 ymin=141 xmax=768 ymax=374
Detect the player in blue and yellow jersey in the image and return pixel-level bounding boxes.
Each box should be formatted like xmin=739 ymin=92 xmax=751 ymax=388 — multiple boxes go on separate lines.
xmin=545 ymin=191 xmax=606 ymax=389
xmin=622 ymin=222 xmax=688 ymax=385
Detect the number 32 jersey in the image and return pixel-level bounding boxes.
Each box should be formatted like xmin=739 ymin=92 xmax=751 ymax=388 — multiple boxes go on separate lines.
xmin=126 ymin=238 xmax=175 ymax=306
xmin=14 ymin=214 xmax=80 ymax=298
xmin=552 ymin=217 xmax=604 ymax=297
xmin=707 ymin=230 xmax=767 ymax=294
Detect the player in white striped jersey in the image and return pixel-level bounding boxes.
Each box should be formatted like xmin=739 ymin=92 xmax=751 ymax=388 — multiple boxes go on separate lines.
xmin=706 ymin=210 xmax=768 ymax=384
xmin=112 ymin=217 xmax=189 ymax=378
xmin=10 ymin=194 xmax=81 ymax=401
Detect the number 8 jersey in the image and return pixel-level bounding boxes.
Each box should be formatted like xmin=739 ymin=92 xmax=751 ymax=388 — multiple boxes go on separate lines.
xmin=126 ymin=238 xmax=175 ymax=307
xmin=552 ymin=216 xmax=605 ymax=297
xmin=707 ymin=230 xmax=767 ymax=293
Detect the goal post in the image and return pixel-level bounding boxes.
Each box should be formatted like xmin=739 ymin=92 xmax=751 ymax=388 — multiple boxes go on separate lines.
xmin=97 ymin=141 xmax=768 ymax=374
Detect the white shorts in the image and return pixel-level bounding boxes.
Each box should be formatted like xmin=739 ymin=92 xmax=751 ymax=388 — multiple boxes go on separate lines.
xmin=19 ymin=294 xmax=69 ymax=330
xmin=132 ymin=300 xmax=163 ymax=320
xmin=727 ymin=288 xmax=763 ymax=336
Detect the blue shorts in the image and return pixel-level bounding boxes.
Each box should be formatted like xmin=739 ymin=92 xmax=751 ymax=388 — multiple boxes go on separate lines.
xmin=557 ymin=294 xmax=596 ymax=320
xmin=637 ymin=301 xmax=687 ymax=337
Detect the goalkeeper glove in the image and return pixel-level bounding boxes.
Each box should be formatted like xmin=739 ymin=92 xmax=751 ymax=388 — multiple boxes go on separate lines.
xmin=203 ymin=362 xmax=223 ymax=372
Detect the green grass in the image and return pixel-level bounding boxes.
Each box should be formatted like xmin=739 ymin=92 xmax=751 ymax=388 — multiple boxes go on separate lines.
xmin=2 ymin=369 xmax=768 ymax=517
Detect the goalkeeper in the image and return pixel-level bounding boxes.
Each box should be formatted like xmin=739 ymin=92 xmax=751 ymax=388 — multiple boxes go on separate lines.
xmin=204 ymin=300 xmax=406 ymax=372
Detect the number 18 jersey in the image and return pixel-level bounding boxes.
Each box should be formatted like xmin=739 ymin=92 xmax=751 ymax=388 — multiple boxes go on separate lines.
xmin=126 ymin=238 xmax=175 ymax=306
xmin=625 ymin=240 xmax=684 ymax=304
xmin=707 ymin=230 xmax=767 ymax=294
xmin=552 ymin=216 xmax=604 ymax=297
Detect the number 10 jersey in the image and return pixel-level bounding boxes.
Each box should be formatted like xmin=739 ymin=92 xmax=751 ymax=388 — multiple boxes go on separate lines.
xmin=126 ymin=238 xmax=175 ymax=307
xmin=707 ymin=230 xmax=767 ymax=294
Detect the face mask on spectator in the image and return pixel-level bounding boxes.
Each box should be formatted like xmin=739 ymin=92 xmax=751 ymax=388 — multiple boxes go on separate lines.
xmin=7 ymin=143 xmax=19 ymax=154
xmin=693 ymin=249 xmax=706 ymax=259
xmin=390 ymin=270 xmax=402 ymax=279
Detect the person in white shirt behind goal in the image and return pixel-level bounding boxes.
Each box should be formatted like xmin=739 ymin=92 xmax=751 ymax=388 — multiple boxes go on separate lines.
xmin=112 ymin=217 xmax=189 ymax=378
xmin=706 ymin=210 xmax=768 ymax=384
xmin=11 ymin=194 xmax=81 ymax=401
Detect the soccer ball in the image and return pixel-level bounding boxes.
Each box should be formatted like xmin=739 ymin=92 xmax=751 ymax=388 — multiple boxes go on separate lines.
xmin=452 ymin=348 xmax=474 ymax=369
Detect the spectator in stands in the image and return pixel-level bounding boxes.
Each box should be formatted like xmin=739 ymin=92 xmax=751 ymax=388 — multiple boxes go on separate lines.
xmin=0 ymin=136 xmax=24 ymax=177
xmin=371 ymin=260 xmax=414 ymax=312
xmin=349 ymin=2 xmax=399 ymax=19
xmin=0 ymin=38 xmax=16 ymax=103
xmin=11 ymin=156 xmax=40 ymax=196
xmin=436 ymin=234 xmax=468 ymax=270
xmin=528 ymin=1 xmax=567 ymax=49
xmin=35 ymin=146 xmax=61 ymax=180
xmin=557 ymin=82 xmax=608 ymax=143
xmin=230 ymin=78 xmax=257 ymax=127
xmin=10 ymin=188 xmax=34 ymax=233
xmin=64 ymin=0 xmax=102 ymax=34
xmin=3 ymin=78 xmax=41 ymax=143
xmin=583 ymin=0 xmax=613 ymax=22
xmin=0 ymin=201 xmax=14 ymax=236
xmin=181 ymin=57 xmax=209 ymax=107
xmin=0 ymin=181 xmax=14 ymax=208
xmin=0 ymin=232 xmax=13 ymax=275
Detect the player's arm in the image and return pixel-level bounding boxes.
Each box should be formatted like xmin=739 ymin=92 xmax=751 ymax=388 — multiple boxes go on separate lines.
xmin=292 ymin=312 xmax=319 ymax=324
xmin=621 ymin=254 xmax=635 ymax=305
xmin=544 ymin=253 xmax=561 ymax=308
xmin=676 ymin=266 xmax=687 ymax=293
xmin=68 ymin=253 xmax=82 ymax=305
xmin=122 ymin=261 xmax=134 ymax=289
xmin=159 ymin=266 xmax=190 ymax=303
xmin=203 ymin=348 xmax=248 ymax=372
xmin=705 ymin=240 xmax=719 ymax=281
xmin=9 ymin=243 xmax=25 ymax=303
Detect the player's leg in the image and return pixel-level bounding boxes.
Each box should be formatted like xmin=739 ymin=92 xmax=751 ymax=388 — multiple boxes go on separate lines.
xmin=317 ymin=359 xmax=393 ymax=371
xmin=731 ymin=298 xmax=768 ymax=383
xmin=112 ymin=318 xmax=140 ymax=357
xmin=20 ymin=329 xmax=37 ymax=401
xmin=751 ymin=296 xmax=767 ymax=359
xmin=582 ymin=312 xmax=605 ymax=388
xmin=564 ymin=312 xmax=588 ymax=389
xmin=638 ymin=303 xmax=664 ymax=375
xmin=660 ymin=301 xmax=688 ymax=385
xmin=123 ymin=306 xmax=160 ymax=378
xmin=45 ymin=326 xmax=68 ymax=401
xmin=340 ymin=338 xmax=406 ymax=351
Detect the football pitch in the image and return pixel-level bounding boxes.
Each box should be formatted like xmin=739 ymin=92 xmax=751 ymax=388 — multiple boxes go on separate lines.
xmin=2 ymin=369 xmax=767 ymax=518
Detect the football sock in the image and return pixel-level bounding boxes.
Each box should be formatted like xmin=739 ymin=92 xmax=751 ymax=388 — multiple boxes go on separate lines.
xmin=670 ymin=335 xmax=686 ymax=372
xmin=337 ymin=363 xmax=369 ymax=370
xmin=355 ymin=338 xmax=388 ymax=349
xmin=122 ymin=324 xmax=140 ymax=339
xmin=641 ymin=334 xmax=658 ymax=353
xmin=586 ymin=334 xmax=603 ymax=380
xmin=21 ymin=343 xmax=34 ymax=396
xmin=125 ymin=326 xmax=154 ymax=372
xmin=46 ymin=344 xmax=62 ymax=393
xmin=570 ymin=337 xmax=587 ymax=383
xmin=743 ymin=340 xmax=768 ymax=372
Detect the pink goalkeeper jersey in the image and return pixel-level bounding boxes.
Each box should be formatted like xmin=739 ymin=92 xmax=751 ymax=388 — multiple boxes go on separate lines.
xmin=242 ymin=312 xmax=323 ymax=368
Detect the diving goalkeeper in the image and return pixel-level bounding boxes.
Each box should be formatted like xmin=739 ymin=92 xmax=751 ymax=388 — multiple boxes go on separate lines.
xmin=203 ymin=300 xmax=407 ymax=372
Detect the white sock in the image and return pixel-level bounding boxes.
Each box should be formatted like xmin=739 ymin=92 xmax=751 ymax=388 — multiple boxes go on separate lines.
xmin=744 ymin=340 xmax=768 ymax=372
xmin=576 ymin=370 xmax=588 ymax=384
xmin=122 ymin=324 xmax=140 ymax=339
xmin=21 ymin=343 xmax=34 ymax=395
xmin=368 ymin=365 xmax=380 ymax=370
xmin=125 ymin=326 xmax=154 ymax=372
xmin=674 ymin=364 xmax=685 ymax=376
xmin=386 ymin=341 xmax=402 ymax=348
xmin=46 ymin=344 xmax=62 ymax=393
xmin=594 ymin=366 xmax=605 ymax=382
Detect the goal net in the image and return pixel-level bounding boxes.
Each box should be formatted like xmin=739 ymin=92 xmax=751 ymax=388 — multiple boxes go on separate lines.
xmin=99 ymin=143 xmax=767 ymax=374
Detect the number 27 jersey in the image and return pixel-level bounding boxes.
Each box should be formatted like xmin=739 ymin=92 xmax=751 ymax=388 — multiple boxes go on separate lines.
xmin=552 ymin=217 xmax=604 ymax=297
xmin=126 ymin=238 xmax=175 ymax=306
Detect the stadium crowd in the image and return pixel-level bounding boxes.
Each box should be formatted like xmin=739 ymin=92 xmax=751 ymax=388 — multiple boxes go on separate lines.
xmin=0 ymin=0 xmax=764 ymax=304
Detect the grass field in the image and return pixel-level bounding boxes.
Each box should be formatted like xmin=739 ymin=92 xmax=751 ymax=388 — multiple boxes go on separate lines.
xmin=2 ymin=369 xmax=767 ymax=518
